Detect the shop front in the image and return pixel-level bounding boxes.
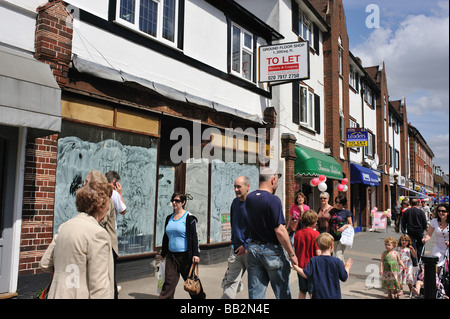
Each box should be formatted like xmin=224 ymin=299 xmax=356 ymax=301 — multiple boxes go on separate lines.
xmin=350 ymin=163 xmax=379 ymax=232
xmin=294 ymin=146 xmax=343 ymax=211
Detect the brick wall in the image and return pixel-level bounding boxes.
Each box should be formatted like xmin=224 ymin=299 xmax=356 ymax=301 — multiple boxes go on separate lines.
xmin=18 ymin=0 xmax=72 ymax=276
xmin=281 ymin=134 xmax=297 ymax=217
xmin=19 ymin=135 xmax=58 ymax=276
xmin=34 ymin=0 xmax=73 ymax=87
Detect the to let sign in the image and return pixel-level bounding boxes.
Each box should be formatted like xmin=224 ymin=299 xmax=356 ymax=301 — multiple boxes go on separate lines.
xmin=346 ymin=128 xmax=368 ymax=147
xmin=259 ymin=41 xmax=310 ymax=83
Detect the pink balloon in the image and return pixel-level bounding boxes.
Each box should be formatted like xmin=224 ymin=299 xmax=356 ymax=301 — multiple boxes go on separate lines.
xmin=311 ymin=178 xmax=320 ymax=186
xmin=337 ymin=184 xmax=345 ymax=192
xmin=341 ymin=178 xmax=349 ymax=185
xmin=319 ymin=175 xmax=326 ymax=182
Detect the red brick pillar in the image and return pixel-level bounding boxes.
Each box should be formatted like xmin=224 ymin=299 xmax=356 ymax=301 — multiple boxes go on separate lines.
xmin=281 ymin=133 xmax=297 ymax=218
xmin=35 ymin=0 xmax=73 ymax=87
xmin=19 ymin=135 xmax=58 ymax=275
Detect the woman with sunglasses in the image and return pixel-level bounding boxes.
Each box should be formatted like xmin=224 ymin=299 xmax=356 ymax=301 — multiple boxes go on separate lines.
xmin=159 ymin=192 xmax=206 ymax=299
xmin=422 ymin=202 xmax=449 ymax=267
xmin=329 ymin=194 xmax=353 ymax=263
xmin=317 ymin=192 xmax=333 ymax=233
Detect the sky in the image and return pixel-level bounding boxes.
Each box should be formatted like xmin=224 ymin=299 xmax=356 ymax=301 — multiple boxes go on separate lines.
xmin=342 ymin=0 xmax=449 ymax=174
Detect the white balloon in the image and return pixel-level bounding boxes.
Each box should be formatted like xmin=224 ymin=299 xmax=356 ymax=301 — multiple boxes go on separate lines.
xmin=318 ymin=182 xmax=327 ymax=192
xmin=343 ymin=185 xmax=348 ymax=192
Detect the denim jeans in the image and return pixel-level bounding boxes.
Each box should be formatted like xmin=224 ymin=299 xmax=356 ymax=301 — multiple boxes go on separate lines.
xmin=247 ymin=242 xmax=291 ymax=299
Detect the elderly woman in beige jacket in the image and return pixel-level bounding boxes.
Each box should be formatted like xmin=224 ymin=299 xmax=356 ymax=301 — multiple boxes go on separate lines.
xmin=40 ymin=181 xmax=114 ymax=299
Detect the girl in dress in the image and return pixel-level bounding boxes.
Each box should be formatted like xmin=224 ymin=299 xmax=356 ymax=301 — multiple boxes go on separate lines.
xmin=380 ymin=236 xmax=405 ymax=299
xmin=397 ymin=234 xmax=417 ymax=297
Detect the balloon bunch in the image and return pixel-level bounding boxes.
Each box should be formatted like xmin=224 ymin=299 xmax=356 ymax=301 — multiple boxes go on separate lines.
xmin=370 ymin=207 xmax=392 ymax=218
xmin=337 ymin=178 xmax=349 ymax=192
xmin=370 ymin=207 xmax=378 ymax=217
xmin=310 ymin=175 xmax=327 ymax=192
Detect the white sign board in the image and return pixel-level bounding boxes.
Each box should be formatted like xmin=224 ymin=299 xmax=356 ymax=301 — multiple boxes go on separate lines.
xmin=259 ymin=41 xmax=310 ymax=83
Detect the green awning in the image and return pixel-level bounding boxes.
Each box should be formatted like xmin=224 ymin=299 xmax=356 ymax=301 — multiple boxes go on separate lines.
xmin=294 ymin=146 xmax=343 ymax=179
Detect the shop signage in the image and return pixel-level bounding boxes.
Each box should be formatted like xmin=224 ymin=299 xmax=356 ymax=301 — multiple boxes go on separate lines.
xmin=259 ymin=41 xmax=310 ymax=83
xmin=346 ymin=128 xmax=368 ymax=147
xmin=372 ymin=211 xmax=387 ymax=231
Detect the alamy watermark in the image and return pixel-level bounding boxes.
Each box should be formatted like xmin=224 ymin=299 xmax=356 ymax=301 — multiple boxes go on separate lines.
xmin=169 ymin=121 xmax=279 ymax=171
xmin=366 ymin=4 xmax=380 ymax=29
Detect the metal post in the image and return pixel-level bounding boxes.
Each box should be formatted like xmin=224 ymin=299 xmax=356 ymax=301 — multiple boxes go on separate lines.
xmin=422 ymin=255 xmax=439 ymax=299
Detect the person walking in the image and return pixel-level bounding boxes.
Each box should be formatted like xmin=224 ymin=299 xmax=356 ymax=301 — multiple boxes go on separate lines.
xmin=293 ymin=232 xmax=353 ymax=299
xmin=159 ymin=192 xmax=205 ymax=299
xmin=245 ymin=167 xmax=298 ymax=299
xmin=40 ymin=181 xmax=114 ymax=298
xmin=286 ymin=191 xmax=310 ymax=242
xmin=422 ymin=202 xmax=449 ymax=267
xmin=401 ymin=198 xmax=427 ymax=266
xmin=221 ymin=176 xmax=250 ymax=299
xmin=293 ymin=210 xmax=321 ymax=299
xmin=380 ymin=236 xmax=405 ymax=299
xmin=396 ymin=234 xmax=417 ymax=297
xmin=317 ymin=192 xmax=333 ymax=233
xmin=328 ymin=195 xmax=353 ymax=263
xmin=105 ymin=170 xmax=127 ymax=298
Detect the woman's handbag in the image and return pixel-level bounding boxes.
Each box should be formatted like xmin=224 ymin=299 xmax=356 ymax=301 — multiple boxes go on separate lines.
xmin=184 ymin=263 xmax=201 ymax=295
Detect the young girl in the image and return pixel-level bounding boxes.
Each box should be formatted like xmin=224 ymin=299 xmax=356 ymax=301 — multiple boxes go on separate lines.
xmin=397 ymin=234 xmax=417 ymax=296
xmin=380 ymin=236 xmax=405 ymax=299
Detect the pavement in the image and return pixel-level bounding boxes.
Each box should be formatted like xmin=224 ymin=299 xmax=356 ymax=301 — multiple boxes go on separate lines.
xmin=117 ymin=225 xmax=435 ymax=300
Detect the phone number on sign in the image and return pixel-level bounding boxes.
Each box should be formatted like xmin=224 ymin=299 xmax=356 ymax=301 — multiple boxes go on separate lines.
xmin=267 ymin=74 xmax=300 ymax=81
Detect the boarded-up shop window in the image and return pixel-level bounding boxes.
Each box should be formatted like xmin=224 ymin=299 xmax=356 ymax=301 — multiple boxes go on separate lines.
xmin=54 ymin=121 xmax=158 ymax=256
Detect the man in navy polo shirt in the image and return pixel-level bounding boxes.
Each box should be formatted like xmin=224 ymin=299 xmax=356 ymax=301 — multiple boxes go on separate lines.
xmin=245 ymin=167 xmax=298 ymax=299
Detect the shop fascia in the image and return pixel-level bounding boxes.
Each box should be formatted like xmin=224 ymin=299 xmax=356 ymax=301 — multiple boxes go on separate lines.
xmin=169 ymin=120 xmax=278 ymax=168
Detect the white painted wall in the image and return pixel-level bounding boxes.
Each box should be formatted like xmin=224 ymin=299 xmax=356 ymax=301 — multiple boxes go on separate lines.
xmin=66 ymin=0 xmax=270 ymax=121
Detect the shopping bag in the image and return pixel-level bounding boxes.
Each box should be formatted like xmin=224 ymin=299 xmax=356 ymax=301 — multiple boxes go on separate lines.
xmin=156 ymin=259 xmax=165 ymax=294
xmin=340 ymin=226 xmax=354 ymax=248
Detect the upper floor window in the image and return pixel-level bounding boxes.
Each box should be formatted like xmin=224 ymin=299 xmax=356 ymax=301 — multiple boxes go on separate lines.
xmin=365 ymin=131 xmax=376 ymax=157
xmin=117 ymin=0 xmax=179 ymax=45
xmin=349 ymin=67 xmax=356 ymax=90
xmin=338 ymin=46 xmax=343 ymax=76
xmin=231 ymin=23 xmax=254 ymax=82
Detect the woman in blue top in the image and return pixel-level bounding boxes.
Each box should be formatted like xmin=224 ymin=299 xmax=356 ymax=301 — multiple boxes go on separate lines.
xmin=159 ymin=192 xmax=205 ymax=299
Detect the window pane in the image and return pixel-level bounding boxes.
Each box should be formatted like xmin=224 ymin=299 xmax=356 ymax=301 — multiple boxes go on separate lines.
xmin=244 ymin=33 xmax=252 ymax=49
xmin=300 ymin=87 xmax=307 ymax=122
xmin=242 ymin=51 xmax=252 ymax=80
xmin=120 ymin=0 xmax=135 ymax=23
xmin=232 ymin=26 xmax=241 ymax=73
xmin=163 ymin=0 xmax=176 ymax=42
xmin=140 ymin=0 xmax=158 ymax=37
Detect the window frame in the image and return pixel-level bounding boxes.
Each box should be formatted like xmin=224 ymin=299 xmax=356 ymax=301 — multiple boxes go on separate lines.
xmin=115 ymin=0 xmax=179 ymax=47
xmin=230 ymin=22 xmax=254 ymax=82
xmin=298 ymin=85 xmax=314 ymax=129
xmin=365 ymin=131 xmax=376 ymax=158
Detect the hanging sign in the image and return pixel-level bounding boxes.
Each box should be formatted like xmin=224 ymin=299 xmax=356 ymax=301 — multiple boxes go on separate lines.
xmin=347 ymin=128 xmax=368 ymax=147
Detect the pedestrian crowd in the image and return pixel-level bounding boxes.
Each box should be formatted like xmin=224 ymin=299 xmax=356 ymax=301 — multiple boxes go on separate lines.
xmin=379 ymin=198 xmax=449 ymax=299
xmin=38 ymin=167 xmax=448 ymax=300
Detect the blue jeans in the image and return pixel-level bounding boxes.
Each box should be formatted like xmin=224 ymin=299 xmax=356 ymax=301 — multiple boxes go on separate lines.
xmin=247 ymin=242 xmax=291 ymax=299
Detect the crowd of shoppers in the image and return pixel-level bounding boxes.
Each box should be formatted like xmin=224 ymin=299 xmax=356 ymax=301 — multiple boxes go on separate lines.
xmin=39 ymin=166 xmax=448 ymax=300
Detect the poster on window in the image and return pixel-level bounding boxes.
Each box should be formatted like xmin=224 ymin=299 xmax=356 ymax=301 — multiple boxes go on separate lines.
xmin=259 ymin=41 xmax=310 ymax=83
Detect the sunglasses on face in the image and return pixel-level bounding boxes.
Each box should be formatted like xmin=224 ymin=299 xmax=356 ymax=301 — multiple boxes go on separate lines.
xmin=172 ymin=199 xmax=182 ymax=203
xmin=437 ymin=209 xmax=447 ymax=213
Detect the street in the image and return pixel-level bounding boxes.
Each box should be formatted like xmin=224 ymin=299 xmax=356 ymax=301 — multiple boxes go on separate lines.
xmin=117 ymin=224 xmax=436 ymax=300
